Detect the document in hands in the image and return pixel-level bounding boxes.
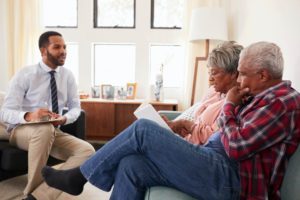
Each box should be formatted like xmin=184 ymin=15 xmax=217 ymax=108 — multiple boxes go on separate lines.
xmin=133 ymin=103 xmax=172 ymax=131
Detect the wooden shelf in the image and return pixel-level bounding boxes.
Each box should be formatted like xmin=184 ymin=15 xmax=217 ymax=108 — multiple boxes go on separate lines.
xmin=80 ymin=98 xmax=178 ymax=140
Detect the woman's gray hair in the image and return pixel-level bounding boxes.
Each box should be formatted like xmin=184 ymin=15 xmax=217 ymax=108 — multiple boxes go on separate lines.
xmin=239 ymin=41 xmax=284 ymax=79
xmin=207 ymin=41 xmax=243 ymax=74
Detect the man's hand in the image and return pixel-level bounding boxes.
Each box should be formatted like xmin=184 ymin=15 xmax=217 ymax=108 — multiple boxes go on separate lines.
xmin=51 ymin=115 xmax=67 ymax=126
xmin=24 ymin=109 xmax=66 ymax=126
xmin=24 ymin=108 xmax=53 ymax=122
xmin=226 ymin=86 xmax=250 ymax=106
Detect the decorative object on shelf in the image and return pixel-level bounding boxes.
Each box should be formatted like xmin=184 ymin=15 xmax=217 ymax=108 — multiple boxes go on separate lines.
xmin=91 ymin=86 xmax=100 ymax=98
xmin=79 ymin=91 xmax=89 ymax=99
xmin=154 ymin=64 xmax=164 ymax=101
xmin=189 ymin=7 xmax=228 ymax=106
xmin=126 ymin=82 xmax=137 ymax=99
xmin=101 ymin=84 xmax=114 ymax=99
xmin=115 ymin=86 xmax=127 ymax=100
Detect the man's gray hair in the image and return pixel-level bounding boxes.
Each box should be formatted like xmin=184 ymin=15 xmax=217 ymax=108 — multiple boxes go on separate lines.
xmin=207 ymin=41 xmax=243 ymax=74
xmin=240 ymin=41 xmax=284 ymax=79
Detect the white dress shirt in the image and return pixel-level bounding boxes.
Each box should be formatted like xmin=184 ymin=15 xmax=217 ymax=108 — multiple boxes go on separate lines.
xmin=0 ymin=61 xmax=81 ymax=132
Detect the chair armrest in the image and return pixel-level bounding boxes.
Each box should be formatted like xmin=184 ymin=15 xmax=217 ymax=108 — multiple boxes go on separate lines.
xmin=158 ymin=110 xmax=182 ymax=121
xmin=60 ymin=109 xmax=86 ymax=140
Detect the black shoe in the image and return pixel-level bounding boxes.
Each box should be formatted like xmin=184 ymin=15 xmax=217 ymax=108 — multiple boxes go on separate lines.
xmin=22 ymin=194 xmax=37 ymax=200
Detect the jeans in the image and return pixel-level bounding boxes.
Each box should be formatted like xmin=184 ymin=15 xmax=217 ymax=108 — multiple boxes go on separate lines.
xmin=80 ymin=119 xmax=240 ymax=200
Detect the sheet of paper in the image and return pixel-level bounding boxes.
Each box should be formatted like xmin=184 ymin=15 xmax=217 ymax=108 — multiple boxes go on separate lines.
xmin=134 ymin=103 xmax=172 ymax=131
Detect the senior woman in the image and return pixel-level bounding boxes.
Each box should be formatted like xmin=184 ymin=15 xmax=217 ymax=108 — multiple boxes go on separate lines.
xmin=165 ymin=41 xmax=243 ymax=145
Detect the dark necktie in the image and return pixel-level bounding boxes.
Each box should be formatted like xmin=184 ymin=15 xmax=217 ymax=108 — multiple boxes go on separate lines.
xmin=49 ymin=71 xmax=59 ymax=114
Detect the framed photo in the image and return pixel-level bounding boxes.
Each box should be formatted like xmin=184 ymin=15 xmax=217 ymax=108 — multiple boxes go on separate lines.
xmin=126 ymin=83 xmax=137 ymax=99
xmin=101 ymin=84 xmax=114 ymax=99
xmin=91 ymin=86 xmax=101 ymax=98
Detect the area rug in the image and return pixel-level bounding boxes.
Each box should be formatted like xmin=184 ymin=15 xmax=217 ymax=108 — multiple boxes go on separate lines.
xmin=0 ymin=174 xmax=111 ymax=200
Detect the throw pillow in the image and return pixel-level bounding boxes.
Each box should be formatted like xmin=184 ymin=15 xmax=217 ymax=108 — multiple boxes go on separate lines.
xmin=0 ymin=91 xmax=9 ymax=140
xmin=174 ymin=102 xmax=201 ymax=121
xmin=0 ymin=122 xmax=9 ymax=140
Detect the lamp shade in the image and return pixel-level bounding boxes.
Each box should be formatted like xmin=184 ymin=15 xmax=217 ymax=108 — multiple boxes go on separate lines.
xmin=189 ymin=7 xmax=228 ymax=42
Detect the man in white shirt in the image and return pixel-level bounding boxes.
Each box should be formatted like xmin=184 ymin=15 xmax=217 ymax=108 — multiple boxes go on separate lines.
xmin=0 ymin=31 xmax=95 ymax=200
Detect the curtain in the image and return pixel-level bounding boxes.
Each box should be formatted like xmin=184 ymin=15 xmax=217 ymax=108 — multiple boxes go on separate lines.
xmin=5 ymin=0 xmax=42 ymax=78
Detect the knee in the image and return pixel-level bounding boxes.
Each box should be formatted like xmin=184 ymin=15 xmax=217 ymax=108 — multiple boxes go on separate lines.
xmin=118 ymin=155 xmax=145 ymax=180
xmin=31 ymin=124 xmax=55 ymax=140
xmin=133 ymin=119 xmax=158 ymax=133
xmin=77 ymin=141 xmax=95 ymax=157
xmin=135 ymin=119 xmax=153 ymax=127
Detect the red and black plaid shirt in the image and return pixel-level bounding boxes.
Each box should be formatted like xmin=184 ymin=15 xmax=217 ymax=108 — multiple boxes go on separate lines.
xmin=218 ymin=81 xmax=300 ymax=200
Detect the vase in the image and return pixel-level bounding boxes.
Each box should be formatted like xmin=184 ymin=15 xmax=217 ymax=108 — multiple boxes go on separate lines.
xmin=154 ymin=71 xmax=163 ymax=101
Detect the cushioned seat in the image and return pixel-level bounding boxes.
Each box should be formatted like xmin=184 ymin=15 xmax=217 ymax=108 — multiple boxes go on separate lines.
xmin=144 ymin=146 xmax=300 ymax=200
xmin=145 ymin=186 xmax=196 ymax=200
xmin=0 ymin=109 xmax=86 ymax=181
xmin=0 ymin=141 xmax=28 ymax=171
xmin=145 ymin=110 xmax=300 ymax=200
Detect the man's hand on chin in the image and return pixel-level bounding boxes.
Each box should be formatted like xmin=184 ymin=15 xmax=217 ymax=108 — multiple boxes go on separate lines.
xmin=226 ymin=86 xmax=250 ymax=106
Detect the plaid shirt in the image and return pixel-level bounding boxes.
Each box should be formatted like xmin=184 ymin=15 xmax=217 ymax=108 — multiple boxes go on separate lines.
xmin=218 ymin=81 xmax=300 ymax=200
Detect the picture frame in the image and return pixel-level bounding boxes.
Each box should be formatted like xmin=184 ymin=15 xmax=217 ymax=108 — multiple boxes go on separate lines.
xmin=91 ymin=86 xmax=101 ymax=98
xmin=101 ymin=84 xmax=114 ymax=99
xmin=126 ymin=83 xmax=137 ymax=99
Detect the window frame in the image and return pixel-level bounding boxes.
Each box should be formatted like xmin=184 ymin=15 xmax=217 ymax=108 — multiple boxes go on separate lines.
xmin=150 ymin=0 xmax=183 ymax=29
xmin=43 ymin=0 xmax=78 ymax=28
xmin=93 ymin=0 xmax=136 ymax=29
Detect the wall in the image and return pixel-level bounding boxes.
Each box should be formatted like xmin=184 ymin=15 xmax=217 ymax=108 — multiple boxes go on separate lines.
xmin=1 ymin=0 xmax=300 ymax=105
xmin=0 ymin=0 xmax=9 ymax=91
xmin=46 ymin=0 xmax=190 ymax=108
xmin=229 ymin=0 xmax=300 ymax=91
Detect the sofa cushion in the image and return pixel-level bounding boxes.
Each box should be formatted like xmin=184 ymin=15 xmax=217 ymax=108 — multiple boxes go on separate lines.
xmin=0 ymin=141 xmax=28 ymax=171
xmin=174 ymin=102 xmax=201 ymax=121
xmin=0 ymin=122 xmax=9 ymax=140
xmin=0 ymin=92 xmax=9 ymax=140
xmin=144 ymin=186 xmax=196 ymax=200
xmin=281 ymin=145 xmax=300 ymax=200
xmin=0 ymin=91 xmax=5 ymax=108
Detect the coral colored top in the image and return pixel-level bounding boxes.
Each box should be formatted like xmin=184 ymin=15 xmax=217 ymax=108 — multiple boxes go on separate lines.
xmin=184 ymin=88 xmax=225 ymax=145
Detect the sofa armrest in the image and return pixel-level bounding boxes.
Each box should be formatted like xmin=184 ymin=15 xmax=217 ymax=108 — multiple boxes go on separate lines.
xmin=145 ymin=186 xmax=196 ymax=200
xmin=60 ymin=109 xmax=86 ymax=140
xmin=158 ymin=110 xmax=182 ymax=121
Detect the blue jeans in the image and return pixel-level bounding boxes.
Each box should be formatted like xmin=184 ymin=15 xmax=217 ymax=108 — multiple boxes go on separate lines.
xmin=80 ymin=119 xmax=240 ymax=200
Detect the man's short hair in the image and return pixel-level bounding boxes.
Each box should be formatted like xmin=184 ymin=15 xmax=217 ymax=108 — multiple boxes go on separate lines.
xmin=240 ymin=41 xmax=284 ymax=79
xmin=38 ymin=31 xmax=62 ymax=49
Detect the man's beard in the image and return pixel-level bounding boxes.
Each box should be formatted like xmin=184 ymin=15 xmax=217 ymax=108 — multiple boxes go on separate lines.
xmin=46 ymin=50 xmax=65 ymax=67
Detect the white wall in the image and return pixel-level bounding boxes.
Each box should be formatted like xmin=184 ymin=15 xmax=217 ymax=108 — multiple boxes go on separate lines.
xmin=46 ymin=0 xmax=189 ymax=105
xmin=229 ymin=0 xmax=300 ymax=91
xmin=2 ymin=0 xmax=300 ymax=102
xmin=0 ymin=0 xmax=9 ymax=92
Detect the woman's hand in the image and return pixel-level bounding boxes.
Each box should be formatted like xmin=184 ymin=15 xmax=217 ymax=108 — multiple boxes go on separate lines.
xmin=161 ymin=115 xmax=194 ymax=137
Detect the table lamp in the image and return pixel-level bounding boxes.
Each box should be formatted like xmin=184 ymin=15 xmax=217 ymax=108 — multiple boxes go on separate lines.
xmin=189 ymin=7 xmax=228 ymax=105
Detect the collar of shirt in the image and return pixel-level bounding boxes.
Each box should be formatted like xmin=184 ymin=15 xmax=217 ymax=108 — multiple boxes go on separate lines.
xmin=39 ymin=61 xmax=61 ymax=74
xmin=253 ymin=80 xmax=290 ymax=101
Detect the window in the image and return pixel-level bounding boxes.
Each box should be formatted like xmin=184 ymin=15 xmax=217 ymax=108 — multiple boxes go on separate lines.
xmin=150 ymin=45 xmax=185 ymax=87
xmin=64 ymin=43 xmax=79 ymax=83
xmin=94 ymin=0 xmax=135 ymax=28
xmin=94 ymin=44 xmax=136 ymax=86
xmin=151 ymin=0 xmax=184 ymax=29
xmin=42 ymin=0 xmax=78 ymax=27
